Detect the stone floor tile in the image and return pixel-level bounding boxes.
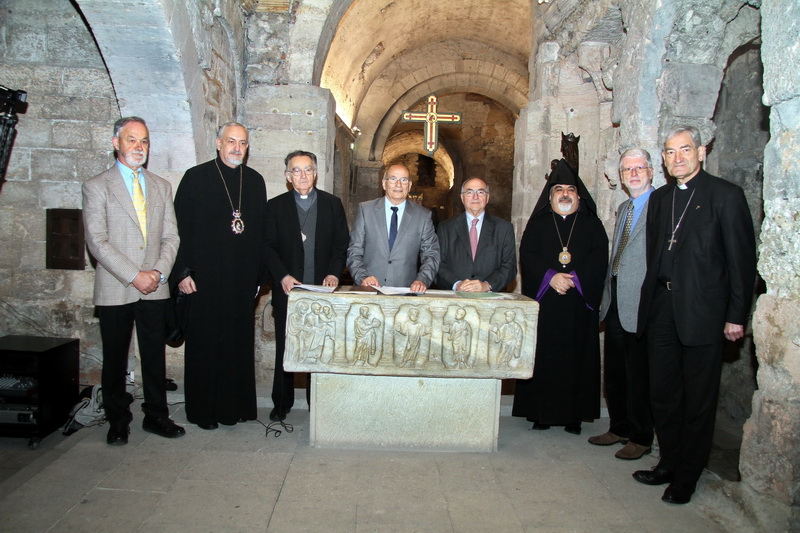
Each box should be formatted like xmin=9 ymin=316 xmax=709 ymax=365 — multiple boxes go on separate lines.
xmin=356 ymin=489 xmax=451 ymax=530
xmin=278 ymin=458 xmax=361 ymax=501
xmin=0 ymin=478 xmax=91 ymax=531
xmin=97 ymin=448 xmax=194 ymax=492
xmin=434 ymin=453 xmax=502 ymax=492
xmin=445 ymin=490 xmax=524 ymax=532
xmin=180 ymin=450 xmax=292 ymax=486
xmin=50 ymin=487 xmax=163 ymax=532
xmin=147 ymin=478 xmax=278 ymax=530
xmin=267 ymin=496 xmax=357 ymax=532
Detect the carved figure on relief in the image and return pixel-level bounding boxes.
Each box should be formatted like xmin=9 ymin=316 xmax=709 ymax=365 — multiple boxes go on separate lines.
xmin=443 ymin=306 xmax=475 ymax=369
xmin=394 ymin=306 xmax=432 ymax=368
xmin=490 ymin=309 xmax=524 ymax=368
xmin=442 ymin=305 xmax=480 ymax=369
xmin=287 ymin=300 xmax=310 ymax=362
xmin=351 ymin=305 xmax=383 ymax=366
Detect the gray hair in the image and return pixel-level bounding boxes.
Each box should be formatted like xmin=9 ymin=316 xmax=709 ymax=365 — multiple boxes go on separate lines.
xmin=460 ymin=178 xmax=491 ymax=194
xmin=284 ymin=150 xmax=318 ymax=169
xmin=618 ymin=148 xmax=653 ymax=173
xmin=113 ymin=116 xmax=147 ymax=138
xmin=663 ymin=125 xmax=702 ymax=149
xmin=217 ymin=121 xmax=247 ymax=139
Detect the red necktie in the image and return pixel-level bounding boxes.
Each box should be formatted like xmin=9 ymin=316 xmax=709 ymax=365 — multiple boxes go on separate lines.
xmin=470 ymin=218 xmax=479 ymax=260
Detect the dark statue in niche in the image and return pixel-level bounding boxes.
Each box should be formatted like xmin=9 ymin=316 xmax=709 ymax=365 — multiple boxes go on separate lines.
xmin=561 ymin=132 xmax=580 ymax=174
xmin=545 ymin=132 xmax=580 ymax=180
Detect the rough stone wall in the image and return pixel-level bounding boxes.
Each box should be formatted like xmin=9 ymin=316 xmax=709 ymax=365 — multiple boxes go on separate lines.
xmin=513 ymin=39 xmax=616 ymax=246
xmin=189 ymin=0 xmax=248 ymax=156
xmin=709 ymin=44 xmax=768 ymax=426
xmin=0 ymin=0 xmax=120 ymax=383
xmin=245 ymin=9 xmax=292 ymax=86
xmin=741 ymin=0 xmax=800 ymax=529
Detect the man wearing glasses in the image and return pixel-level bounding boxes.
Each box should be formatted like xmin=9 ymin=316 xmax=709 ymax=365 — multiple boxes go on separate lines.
xmin=264 ymin=150 xmax=350 ymax=421
xmin=435 ymin=178 xmax=517 ymax=293
xmin=589 ymin=148 xmax=655 ymax=460
xmin=347 ymin=162 xmax=440 ymax=293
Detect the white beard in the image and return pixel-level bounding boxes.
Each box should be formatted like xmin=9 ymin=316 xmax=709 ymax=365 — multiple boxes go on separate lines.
xmin=557 ymin=202 xmax=573 ymax=213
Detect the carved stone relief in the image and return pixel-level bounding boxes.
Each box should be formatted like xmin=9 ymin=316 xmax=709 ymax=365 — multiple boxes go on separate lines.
xmin=284 ymin=290 xmax=537 ymax=379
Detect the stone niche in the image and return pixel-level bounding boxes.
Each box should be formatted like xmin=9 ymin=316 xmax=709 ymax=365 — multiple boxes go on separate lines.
xmin=285 ymin=289 xmax=538 ymax=452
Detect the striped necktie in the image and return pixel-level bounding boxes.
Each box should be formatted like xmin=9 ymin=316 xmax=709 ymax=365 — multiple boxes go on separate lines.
xmin=611 ymin=201 xmax=634 ymax=276
xmin=132 ymin=170 xmax=147 ymax=244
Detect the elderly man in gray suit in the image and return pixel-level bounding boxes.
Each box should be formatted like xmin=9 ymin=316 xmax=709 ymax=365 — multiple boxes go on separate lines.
xmin=83 ymin=116 xmax=184 ymax=445
xmin=347 ymin=162 xmax=440 ymax=293
xmin=589 ymin=147 xmax=655 ymax=460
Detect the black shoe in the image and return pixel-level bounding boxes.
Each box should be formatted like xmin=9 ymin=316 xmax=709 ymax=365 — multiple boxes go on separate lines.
xmin=269 ymin=407 xmax=290 ymax=421
xmin=633 ymin=465 xmax=675 ymax=486
xmin=564 ymin=423 xmax=582 ymax=435
xmin=106 ymin=422 xmax=129 ymax=446
xmin=197 ymin=421 xmax=218 ymax=430
xmin=662 ymin=482 xmax=695 ymax=504
xmin=531 ymin=422 xmax=550 ymax=430
xmin=142 ymin=416 xmax=186 ymax=439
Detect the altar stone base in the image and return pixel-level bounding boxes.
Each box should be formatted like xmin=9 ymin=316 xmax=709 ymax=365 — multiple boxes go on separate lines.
xmin=310 ymin=373 xmax=501 ymax=452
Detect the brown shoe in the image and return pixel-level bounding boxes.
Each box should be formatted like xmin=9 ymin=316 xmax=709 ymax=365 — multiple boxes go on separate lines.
xmin=587 ymin=431 xmax=628 ymax=446
xmin=615 ymin=442 xmax=651 ymax=460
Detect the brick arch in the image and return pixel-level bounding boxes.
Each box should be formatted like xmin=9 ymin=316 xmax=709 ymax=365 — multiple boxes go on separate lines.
xmin=356 ymin=74 xmax=524 ymax=161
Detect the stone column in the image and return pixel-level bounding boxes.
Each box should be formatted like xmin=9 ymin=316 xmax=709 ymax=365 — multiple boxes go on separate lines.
xmin=242 ymin=85 xmax=336 ymax=195
xmin=738 ymin=2 xmax=800 ymax=530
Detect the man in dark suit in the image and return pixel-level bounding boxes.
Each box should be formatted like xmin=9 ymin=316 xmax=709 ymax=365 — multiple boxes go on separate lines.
xmin=435 ymin=178 xmax=516 ymax=292
xmin=634 ymin=125 xmax=756 ymax=504
xmin=347 ymin=163 xmax=440 ymax=293
xmin=590 ymin=148 xmax=655 ymax=460
xmin=264 ymin=150 xmax=350 ymax=422
xmin=82 ymin=116 xmax=185 ymax=445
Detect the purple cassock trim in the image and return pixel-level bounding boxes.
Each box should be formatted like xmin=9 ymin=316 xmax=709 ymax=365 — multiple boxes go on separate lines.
xmin=535 ymin=269 xmax=595 ymax=311
xmin=535 ymin=269 xmax=558 ymax=301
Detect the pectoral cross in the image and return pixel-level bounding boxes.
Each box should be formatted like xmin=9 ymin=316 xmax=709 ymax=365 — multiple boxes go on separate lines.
xmin=401 ymin=94 xmax=462 ymax=156
xmin=668 ymin=235 xmax=677 ymax=250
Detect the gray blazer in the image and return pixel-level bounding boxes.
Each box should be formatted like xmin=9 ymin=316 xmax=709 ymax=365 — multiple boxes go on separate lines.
xmin=82 ymin=166 xmax=179 ymax=306
xmin=600 ymin=197 xmax=648 ymax=332
xmin=347 ymin=197 xmax=440 ymax=287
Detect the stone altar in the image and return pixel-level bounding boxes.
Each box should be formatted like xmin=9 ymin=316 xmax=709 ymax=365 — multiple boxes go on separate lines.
xmin=284 ymin=288 xmax=538 ymax=451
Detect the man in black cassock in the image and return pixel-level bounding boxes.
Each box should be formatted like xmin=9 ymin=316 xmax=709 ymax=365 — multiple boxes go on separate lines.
xmin=171 ymin=122 xmax=268 ymax=430
xmin=263 ymin=150 xmax=349 ymax=422
xmin=512 ymin=159 xmax=608 ymax=435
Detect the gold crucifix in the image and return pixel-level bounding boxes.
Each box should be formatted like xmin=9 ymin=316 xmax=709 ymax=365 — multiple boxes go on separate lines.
xmin=401 ymin=94 xmax=462 ymax=156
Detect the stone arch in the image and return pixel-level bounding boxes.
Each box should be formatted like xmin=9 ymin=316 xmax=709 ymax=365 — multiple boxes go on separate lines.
xmin=381 ymin=131 xmax=456 ymax=189
xmin=74 ymin=1 xmax=199 ymax=181
xmin=74 ymin=1 xmax=246 ymax=182
xmin=359 ymin=78 xmax=524 ymax=162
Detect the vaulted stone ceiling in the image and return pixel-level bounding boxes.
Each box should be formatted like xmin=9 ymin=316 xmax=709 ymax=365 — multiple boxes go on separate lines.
xmin=320 ymin=0 xmax=532 ymax=160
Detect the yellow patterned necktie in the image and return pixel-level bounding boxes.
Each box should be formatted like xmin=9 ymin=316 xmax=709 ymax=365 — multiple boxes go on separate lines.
xmin=132 ymin=170 xmax=147 ymax=244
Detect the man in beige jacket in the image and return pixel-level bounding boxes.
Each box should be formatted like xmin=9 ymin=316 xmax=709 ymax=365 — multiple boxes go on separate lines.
xmin=82 ymin=116 xmax=184 ymax=445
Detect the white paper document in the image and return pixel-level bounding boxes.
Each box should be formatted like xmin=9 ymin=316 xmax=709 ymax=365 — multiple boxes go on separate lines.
xmin=292 ymin=284 xmax=336 ymax=293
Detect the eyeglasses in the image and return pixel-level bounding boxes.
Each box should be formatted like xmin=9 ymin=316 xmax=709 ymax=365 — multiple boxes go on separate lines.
xmin=288 ymin=167 xmax=316 ymax=176
xmin=384 ymin=176 xmax=410 ymax=183
xmin=462 ymin=189 xmax=488 ymax=197
xmin=621 ymin=165 xmax=649 ymax=175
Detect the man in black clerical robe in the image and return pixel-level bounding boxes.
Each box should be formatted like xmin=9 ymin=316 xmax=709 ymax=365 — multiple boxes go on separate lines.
xmin=171 ymin=122 xmax=268 ymax=430
xmin=512 ymin=159 xmax=608 ymax=435
xmin=263 ymin=150 xmax=349 ymax=422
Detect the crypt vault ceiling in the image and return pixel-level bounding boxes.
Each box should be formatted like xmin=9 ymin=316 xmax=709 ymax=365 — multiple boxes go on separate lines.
xmin=319 ymin=0 xmax=532 ymax=162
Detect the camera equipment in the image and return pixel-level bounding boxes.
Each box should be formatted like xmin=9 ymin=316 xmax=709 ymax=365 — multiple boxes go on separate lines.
xmin=1 ymin=85 xmax=27 ymax=183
